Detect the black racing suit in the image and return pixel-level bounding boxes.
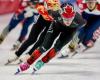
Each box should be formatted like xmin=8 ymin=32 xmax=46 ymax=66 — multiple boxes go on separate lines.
xmin=38 ymin=12 xmax=86 ymax=54
xmin=26 ymin=11 xmax=86 ymax=66
xmin=15 ymin=15 xmax=51 ymax=57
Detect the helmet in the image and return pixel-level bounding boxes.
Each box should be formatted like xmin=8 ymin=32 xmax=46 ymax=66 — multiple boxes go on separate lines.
xmin=61 ymin=3 xmax=75 ymax=18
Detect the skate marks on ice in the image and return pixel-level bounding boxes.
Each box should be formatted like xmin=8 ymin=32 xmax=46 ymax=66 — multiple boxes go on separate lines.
xmin=5 ymin=59 xmax=100 ymax=80
xmin=14 ymin=58 xmax=100 ymax=75
xmin=71 ymin=50 xmax=100 ymax=59
xmin=7 ymin=59 xmax=99 ymax=76
xmin=34 ymin=60 xmax=100 ymax=76
xmin=0 ymin=55 xmax=100 ymax=80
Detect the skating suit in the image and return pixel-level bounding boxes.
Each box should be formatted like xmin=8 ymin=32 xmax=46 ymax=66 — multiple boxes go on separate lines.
xmin=77 ymin=2 xmax=100 ymax=46
xmin=5 ymin=0 xmax=39 ymax=42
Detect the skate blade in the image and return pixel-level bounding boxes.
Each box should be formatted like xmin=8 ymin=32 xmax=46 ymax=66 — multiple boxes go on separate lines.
xmin=31 ymin=68 xmax=36 ymax=75
xmin=71 ymin=51 xmax=78 ymax=57
xmin=14 ymin=69 xmax=20 ymax=75
xmin=17 ymin=59 xmax=23 ymax=65
xmin=5 ymin=60 xmax=19 ymax=65
xmin=58 ymin=55 xmax=69 ymax=59
xmin=82 ymin=47 xmax=90 ymax=52
xmin=5 ymin=62 xmax=10 ymax=65
xmin=5 ymin=60 xmax=11 ymax=65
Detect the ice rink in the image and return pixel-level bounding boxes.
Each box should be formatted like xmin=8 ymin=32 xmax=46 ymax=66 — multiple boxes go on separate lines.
xmin=0 ymin=14 xmax=100 ymax=80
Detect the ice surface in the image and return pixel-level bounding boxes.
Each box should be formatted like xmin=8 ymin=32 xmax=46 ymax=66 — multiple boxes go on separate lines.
xmin=0 ymin=14 xmax=100 ymax=80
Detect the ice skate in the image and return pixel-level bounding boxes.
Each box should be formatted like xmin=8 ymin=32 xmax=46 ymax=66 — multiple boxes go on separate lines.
xmin=66 ymin=49 xmax=78 ymax=58
xmin=17 ymin=54 xmax=30 ymax=64
xmin=82 ymin=45 xmax=92 ymax=52
xmin=31 ymin=60 xmax=45 ymax=74
xmin=82 ymin=40 xmax=94 ymax=52
xmin=58 ymin=54 xmax=69 ymax=58
xmin=15 ymin=62 xmax=30 ymax=74
xmin=58 ymin=46 xmax=78 ymax=58
xmin=58 ymin=49 xmax=69 ymax=58
xmin=5 ymin=53 xmax=19 ymax=65
xmin=67 ymin=44 xmax=86 ymax=57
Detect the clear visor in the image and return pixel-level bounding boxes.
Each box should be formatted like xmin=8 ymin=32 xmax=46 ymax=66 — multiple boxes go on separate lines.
xmin=62 ymin=17 xmax=74 ymax=26
xmin=62 ymin=16 xmax=74 ymax=21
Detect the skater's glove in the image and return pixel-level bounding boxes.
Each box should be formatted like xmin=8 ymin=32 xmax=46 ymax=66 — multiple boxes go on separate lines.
xmin=19 ymin=62 xmax=30 ymax=71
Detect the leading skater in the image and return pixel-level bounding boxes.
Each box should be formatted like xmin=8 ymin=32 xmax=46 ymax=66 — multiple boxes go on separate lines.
xmin=15 ymin=1 xmax=86 ymax=74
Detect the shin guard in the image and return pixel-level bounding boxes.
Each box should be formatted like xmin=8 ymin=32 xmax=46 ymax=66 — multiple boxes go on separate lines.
xmin=27 ymin=49 xmax=41 ymax=65
xmin=42 ymin=48 xmax=56 ymax=63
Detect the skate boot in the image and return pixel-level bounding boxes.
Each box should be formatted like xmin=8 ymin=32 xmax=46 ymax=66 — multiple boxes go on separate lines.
xmin=32 ymin=60 xmax=45 ymax=74
xmin=15 ymin=62 xmax=30 ymax=75
xmin=82 ymin=40 xmax=94 ymax=52
xmin=11 ymin=41 xmax=21 ymax=51
xmin=17 ymin=54 xmax=30 ymax=64
xmin=58 ymin=44 xmax=78 ymax=58
xmin=86 ymin=40 xmax=94 ymax=48
xmin=5 ymin=53 xmax=19 ymax=65
xmin=58 ymin=49 xmax=69 ymax=58
xmin=67 ymin=44 xmax=81 ymax=58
